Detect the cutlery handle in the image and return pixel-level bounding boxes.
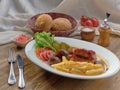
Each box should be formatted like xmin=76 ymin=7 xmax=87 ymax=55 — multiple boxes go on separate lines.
xmin=8 ymin=62 xmax=16 ymax=85
xmin=18 ymin=69 xmax=25 ymax=88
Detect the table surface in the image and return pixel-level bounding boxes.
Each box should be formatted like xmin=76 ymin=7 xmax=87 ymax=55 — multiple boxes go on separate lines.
xmin=0 ymin=35 xmax=120 ymax=90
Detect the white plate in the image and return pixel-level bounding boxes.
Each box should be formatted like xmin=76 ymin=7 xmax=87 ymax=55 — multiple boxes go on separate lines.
xmin=25 ymin=37 xmax=120 ymax=79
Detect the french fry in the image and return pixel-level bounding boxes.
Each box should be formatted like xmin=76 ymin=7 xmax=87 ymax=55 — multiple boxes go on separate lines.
xmin=51 ymin=53 xmax=107 ymax=76
xmin=51 ymin=60 xmax=104 ymax=76
xmin=85 ymin=68 xmax=104 ymax=75
xmin=62 ymin=56 xmax=68 ymax=62
xmin=70 ymin=68 xmax=84 ymax=75
xmin=94 ymin=64 xmax=103 ymax=69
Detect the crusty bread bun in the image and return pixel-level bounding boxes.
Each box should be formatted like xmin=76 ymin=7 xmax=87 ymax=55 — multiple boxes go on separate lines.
xmin=51 ymin=18 xmax=72 ymax=31
xmin=35 ymin=14 xmax=53 ymax=31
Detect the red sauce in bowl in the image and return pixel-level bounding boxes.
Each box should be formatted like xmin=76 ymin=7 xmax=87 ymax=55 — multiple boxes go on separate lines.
xmin=15 ymin=35 xmax=30 ymax=43
xmin=13 ymin=34 xmax=33 ymax=47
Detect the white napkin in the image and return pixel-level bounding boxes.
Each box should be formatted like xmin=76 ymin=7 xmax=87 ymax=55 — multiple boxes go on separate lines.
xmin=108 ymin=22 xmax=120 ymax=36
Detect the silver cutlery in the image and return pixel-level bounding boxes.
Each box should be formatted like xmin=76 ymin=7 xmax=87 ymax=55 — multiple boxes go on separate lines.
xmin=8 ymin=48 xmax=16 ymax=85
xmin=17 ymin=54 xmax=25 ymax=89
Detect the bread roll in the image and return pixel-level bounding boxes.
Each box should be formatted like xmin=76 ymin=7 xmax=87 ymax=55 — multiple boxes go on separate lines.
xmin=51 ymin=18 xmax=72 ymax=31
xmin=35 ymin=14 xmax=53 ymax=31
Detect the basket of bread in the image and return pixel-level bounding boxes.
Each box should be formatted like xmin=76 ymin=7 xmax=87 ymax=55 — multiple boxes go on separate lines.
xmin=27 ymin=12 xmax=78 ymax=36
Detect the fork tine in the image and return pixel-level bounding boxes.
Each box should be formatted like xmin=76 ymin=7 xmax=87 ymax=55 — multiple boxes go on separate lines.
xmin=8 ymin=48 xmax=12 ymax=62
xmin=11 ymin=48 xmax=16 ymax=62
xmin=8 ymin=48 xmax=16 ymax=63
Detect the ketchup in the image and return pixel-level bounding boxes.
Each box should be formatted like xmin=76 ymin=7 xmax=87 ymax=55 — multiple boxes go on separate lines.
xmin=15 ymin=35 xmax=30 ymax=43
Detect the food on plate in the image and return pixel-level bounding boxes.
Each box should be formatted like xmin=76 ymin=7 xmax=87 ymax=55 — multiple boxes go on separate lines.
xmin=34 ymin=32 xmax=56 ymax=52
xmin=35 ymin=48 xmax=55 ymax=61
xmin=51 ymin=56 xmax=104 ymax=75
xmin=35 ymin=14 xmax=53 ymax=31
xmin=80 ymin=27 xmax=95 ymax=41
xmin=71 ymin=48 xmax=97 ymax=63
xmin=80 ymin=16 xmax=99 ymax=27
xmin=55 ymin=49 xmax=69 ymax=59
xmin=48 ymin=56 xmax=61 ymax=65
xmin=53 ymin=41 xmax=70 ymax=51
xmin=34 ymin=32 xmax=108 ymax=76
xmin=51 ymin=18 xmax=72 ymax=31
xmin=34 ymin=32 xmax=70 ymax=52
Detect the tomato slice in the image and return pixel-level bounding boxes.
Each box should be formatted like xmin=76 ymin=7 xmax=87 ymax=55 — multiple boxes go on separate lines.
xmin=35 ymin=48 xmax=45 ymax=57
xmin=39 ymin=52 xmax=46 ymax=60
xmin=35 ymin=48 xmax=54 ymax=61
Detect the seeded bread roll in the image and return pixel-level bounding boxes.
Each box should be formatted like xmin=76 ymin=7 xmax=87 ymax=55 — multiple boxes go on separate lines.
xmin=51 ymin=18 xmax=72 ymax=31
xmin=35 ymin=14 xmax=53 ymax=31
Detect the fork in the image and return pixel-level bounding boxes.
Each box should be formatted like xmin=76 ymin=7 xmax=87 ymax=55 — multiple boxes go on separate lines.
xmin=8 ymin=48 xmax=16 ymax=85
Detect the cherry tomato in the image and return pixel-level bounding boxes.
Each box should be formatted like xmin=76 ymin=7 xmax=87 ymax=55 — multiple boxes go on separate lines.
xmin=84 ymin=20 xmax=93 ymax=27
xmin=90 ymin=17 xmax=99 ymax=27
xmin=80 ymin=16 xmax=87 ymax=26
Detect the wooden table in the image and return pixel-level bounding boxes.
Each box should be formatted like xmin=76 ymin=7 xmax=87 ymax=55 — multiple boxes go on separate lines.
xmin=0 ymin=35 xmax=120 ymax=90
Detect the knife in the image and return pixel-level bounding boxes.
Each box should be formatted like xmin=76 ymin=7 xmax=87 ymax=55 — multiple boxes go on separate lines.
xmin=17 ymin=54 xmax=25 ymax=88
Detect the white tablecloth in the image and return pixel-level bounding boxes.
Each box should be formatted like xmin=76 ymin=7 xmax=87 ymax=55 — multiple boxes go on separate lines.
xmin=0 ymin=0 xmax=120 ymax=45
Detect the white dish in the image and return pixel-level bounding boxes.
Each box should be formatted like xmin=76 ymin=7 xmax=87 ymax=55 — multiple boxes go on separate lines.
xmin=25 ymin=37 xmax=120 ymax=79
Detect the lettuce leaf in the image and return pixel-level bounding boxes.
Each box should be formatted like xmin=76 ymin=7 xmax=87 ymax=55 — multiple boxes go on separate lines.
xmin=34 ymin=32 xmax=56 ymax=52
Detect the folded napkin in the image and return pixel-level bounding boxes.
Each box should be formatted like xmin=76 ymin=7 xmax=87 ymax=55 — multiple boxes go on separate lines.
xmin=108 ymin=22 xmax=120 ymax=36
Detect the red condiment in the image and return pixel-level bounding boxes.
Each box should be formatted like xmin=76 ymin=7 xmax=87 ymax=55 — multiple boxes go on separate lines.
xmin=15 ymin=35 xmax=30 ymax=43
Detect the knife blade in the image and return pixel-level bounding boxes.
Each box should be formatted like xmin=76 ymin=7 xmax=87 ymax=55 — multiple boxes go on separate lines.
xmin=17 ymin=54 xmax=25 ymax=89
xmin=17 ymin=55 xmax=23 ymax=68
